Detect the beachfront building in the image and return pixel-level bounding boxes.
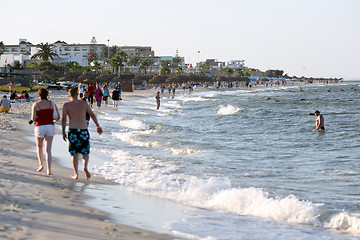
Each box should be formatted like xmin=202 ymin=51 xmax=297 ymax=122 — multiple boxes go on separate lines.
xmin=226 ymin=60 xmax=245 ymax=69
xmin=119 ymin=46 xmax=154 ymax=58
xmin=0 ymin=38 xmax=105 ymax=70
xmin=51 ymin=40 xmax=105 ymax=66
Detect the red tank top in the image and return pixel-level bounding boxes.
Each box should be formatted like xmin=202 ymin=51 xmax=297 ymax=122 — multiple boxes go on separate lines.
xmin=35 ymin=101 xmax=54 ymax=126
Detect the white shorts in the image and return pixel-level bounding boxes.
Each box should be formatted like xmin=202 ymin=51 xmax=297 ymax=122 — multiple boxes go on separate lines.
xmin=113 ymin=100 xmax=119 ymax=106
xmin=34 ymin=124 xmax=55 ymax=138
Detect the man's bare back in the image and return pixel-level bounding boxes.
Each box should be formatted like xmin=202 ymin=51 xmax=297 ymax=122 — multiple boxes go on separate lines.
xmin=63 ymin=99 xmax=91 ymax=129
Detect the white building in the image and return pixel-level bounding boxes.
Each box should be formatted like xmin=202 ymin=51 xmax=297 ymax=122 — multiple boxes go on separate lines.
xmin=0 ymin=39 xmax=105 ymax=68
xmin=226 ymin=60 xmax=245 ymax=68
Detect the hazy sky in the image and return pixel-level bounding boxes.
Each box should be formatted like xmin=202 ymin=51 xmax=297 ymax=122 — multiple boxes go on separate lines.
xmin=2 ymin=0 xmax=360 ymax=79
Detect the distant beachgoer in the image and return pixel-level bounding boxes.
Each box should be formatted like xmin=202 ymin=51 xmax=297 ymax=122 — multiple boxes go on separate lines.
xmin=0 ymin=95 xmax=11 ymax=113
xmin=94 ymin=85 xmax=103 ymax=108
xmin=116 ymin=82 xmax=122 ymax=100
xmin=62 ymin=88 xmax=103 ymax=180
xmin=102 ymin=84 xmax=109 ymax=106
xmin=87 ymin=83 xmax=95 ymax=107
xmin=31 ymin=89 xmax=60 ymax=175
xmin=78 ymin=83 xmax=84 ymax=98
xmin=8 ymin=81 xmax=15 ymax=94
xmin=168 ymin=85 xmax=171 ymax=94
xmin=314 ymin=110 xmax=325 ymax=131
xmin=155 ymin=91 xmax=160 ymax=110
xmin=112 ymin=87 xmax=120 ymax=108
xmin=10 ymin=90 xmax=18 ymax=100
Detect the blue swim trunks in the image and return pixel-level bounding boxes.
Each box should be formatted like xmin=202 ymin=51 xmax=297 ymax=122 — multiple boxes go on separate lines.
xmin=68 ymin=129 xmax=90 ymax=156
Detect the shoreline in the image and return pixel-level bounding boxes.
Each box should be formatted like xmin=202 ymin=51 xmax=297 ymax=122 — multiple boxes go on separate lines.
xmin=0 ymin=81 xmax=357 ymax=239
xmin=0 ymin=91 xmax=174 ymax=240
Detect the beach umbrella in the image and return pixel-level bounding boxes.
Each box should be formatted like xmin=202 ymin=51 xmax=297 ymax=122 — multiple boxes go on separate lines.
xmin=63 ymin=71 xmax=83 ymax=82
xmin=77 ymin=73 xmax=99 ymax=82
xmin=148 ymin=76 xmax=168 ymax=84
xmin=94 ymin=74 xmax=118 ymax=83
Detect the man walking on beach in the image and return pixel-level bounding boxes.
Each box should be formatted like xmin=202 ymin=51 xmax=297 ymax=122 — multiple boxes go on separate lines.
xmin=112 ymin=87 xmax=120 ymax=108
xmin=62 ymin=88 xmax=103 ymax=180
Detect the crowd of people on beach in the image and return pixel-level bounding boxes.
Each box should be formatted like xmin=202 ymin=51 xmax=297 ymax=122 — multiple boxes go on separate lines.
xmin=77 ymin=82 xmax=122 ymax=109
xmin=0 ymin=78 xmax=328 ymax=180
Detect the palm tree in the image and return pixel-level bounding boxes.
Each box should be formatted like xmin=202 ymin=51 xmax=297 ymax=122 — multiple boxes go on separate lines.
xmin=176 ymin=66 xmax=183 ymax=75
xmin=172 ymin=56 xmax=182 ymax=68
xmin=128 ymin=56 xmax=140 ymax=67
xmin=110 ymin=52 xmax=127 ymax=73
xmin=225 ymin=68 xmax=234 ymax=78
xmin=90 ymin=60 xmax=102 ymax=74
xmin=0 ymin=41 xmax=4 ymax=55
xmin=237 ymin=68 xmax=244 ymax=77
xmin=31 ymin=42 xmax=59 ymax=61
xmin=140 ymin=59 xmax=151 ymax=75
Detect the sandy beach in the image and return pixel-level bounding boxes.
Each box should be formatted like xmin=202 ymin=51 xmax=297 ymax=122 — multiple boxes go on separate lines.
xmin=0 ymin=89 xmax=173 ymax=240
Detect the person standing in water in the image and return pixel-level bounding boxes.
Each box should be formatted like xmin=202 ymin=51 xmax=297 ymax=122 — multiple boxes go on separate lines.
xmin=155 ymin=91 xmax=160 ymax=110
xmin=62 ymin=88 xmax=103 ymax=180
xmin=314 ymin=110 xmax=325 ymax=131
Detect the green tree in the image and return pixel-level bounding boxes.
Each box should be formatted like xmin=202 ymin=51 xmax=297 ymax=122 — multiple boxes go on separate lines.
xmin=140 ymin=58 xmax=151 ymax=75
xmin=176 ymin=66 xmax=183 ymax=75
xmin=90 ymin=60 xmax=101 ymax=74
xmin=172 ymin=56 xmax=182 ymax=67
xmin=225 ymin=68 xmax=234 ymax=78
xmin=38 ymin=61 xmax=59 ymax=71
xmin=237 ymin=68 xmax=244 ymax=77
xmin=199 ymin=62 xmax=210 ymax=70
xmin=265 ymin=69 xmax=284 ymax=78
xmin=110 ymin=52 xmax=127 ymax=73
xmin=128 ymin=56 xmax=140 ymax=67
xmin=31 ymin=42 xmax=59 ymax=61
xmin=161 ymin=65 xmax=171 ymax=75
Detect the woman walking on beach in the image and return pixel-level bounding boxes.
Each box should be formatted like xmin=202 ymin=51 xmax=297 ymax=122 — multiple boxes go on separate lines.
xmin=30 ymin=89 xmax=60 ymax=175
xmin=94 ymin=84 xmax=103 ymax=108
xmin=102 ymin=84 xmax=109 ymax=106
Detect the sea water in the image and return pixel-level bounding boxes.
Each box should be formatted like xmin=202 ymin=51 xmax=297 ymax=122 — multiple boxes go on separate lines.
xmin=59 ymin=83 xmax=360 ymax=239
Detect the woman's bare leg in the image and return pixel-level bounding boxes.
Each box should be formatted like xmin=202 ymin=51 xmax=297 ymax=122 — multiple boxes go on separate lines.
xmin=44 ymin=135 xmax=54 ymax=175
xmin=36 ymin=137 xmax=44 ymax=172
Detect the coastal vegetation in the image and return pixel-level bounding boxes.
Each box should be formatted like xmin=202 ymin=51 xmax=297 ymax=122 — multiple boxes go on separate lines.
xmin=30 ymin=42 xmax=60 ymax=61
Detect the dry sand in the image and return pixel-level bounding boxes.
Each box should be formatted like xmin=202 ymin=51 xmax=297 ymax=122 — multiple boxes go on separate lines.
xmin=0 ymin=89 xmax=174 ymax=240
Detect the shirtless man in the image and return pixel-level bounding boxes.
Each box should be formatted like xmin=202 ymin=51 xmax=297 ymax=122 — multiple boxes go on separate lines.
xmin=62 ymin=88 xmax=103 ymax=180
xmin=314 ymin=110 xmax=325 ymax=132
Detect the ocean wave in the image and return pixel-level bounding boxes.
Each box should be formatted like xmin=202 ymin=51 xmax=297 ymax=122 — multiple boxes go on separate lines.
xmin=217 ymin=105 xmax=243 ymax=115
xmin=112 ymin=131 xmax=159 ymax=148
xmin=92 ymin=151 xmax=360 ymax=235
xmin=170 ymin=148 xmax=201 ymax=156
xmin=119 ymin=119 xmax=148 ymax=130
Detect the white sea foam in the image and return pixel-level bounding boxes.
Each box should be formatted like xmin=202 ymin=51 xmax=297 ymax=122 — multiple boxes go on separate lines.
xmin=92 ymin=151 xmax=322 ymax=228
xmin=119 ymin=119 xmax=147 ymax=130
xmin=325 ymin=212 xmax=360 ymax=234
xmin=217 ymin=105 xmax=243 ymax=115
xmin=112 ymin=131 xmax=159 ymax=148
xmin=170 ymin=148 xmax=201 ymax=156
